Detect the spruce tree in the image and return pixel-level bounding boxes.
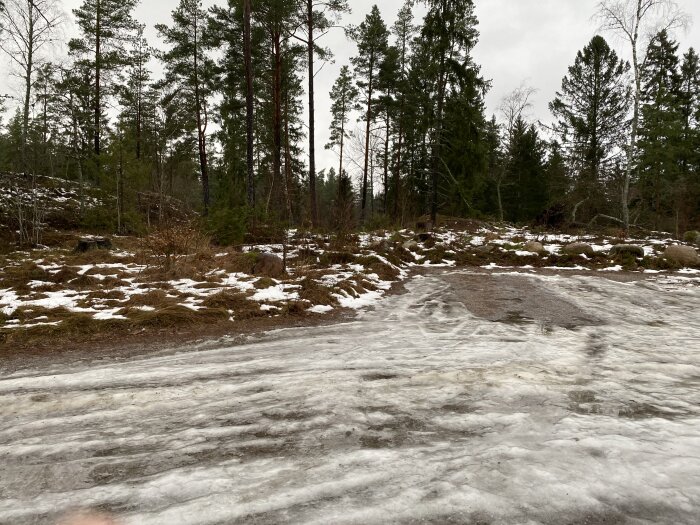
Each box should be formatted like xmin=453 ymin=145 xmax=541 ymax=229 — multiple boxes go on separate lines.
xmin=549 ymin=35 xmax=631 ymax=217
xmin=638 ymin=30 xmax=683 ymax=228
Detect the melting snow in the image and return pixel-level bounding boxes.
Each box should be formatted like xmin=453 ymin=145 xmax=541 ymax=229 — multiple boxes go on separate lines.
xmin=1 ymin=271 xmax=699 ymax=524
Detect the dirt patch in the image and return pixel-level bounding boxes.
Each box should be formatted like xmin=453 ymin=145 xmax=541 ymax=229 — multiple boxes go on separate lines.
xmin=440 ymin=272 xmax=602 ymax=329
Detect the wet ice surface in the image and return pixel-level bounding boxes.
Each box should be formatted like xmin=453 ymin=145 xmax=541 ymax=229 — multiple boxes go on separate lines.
xmin=2 ymin=271 xmax=700 ymax=525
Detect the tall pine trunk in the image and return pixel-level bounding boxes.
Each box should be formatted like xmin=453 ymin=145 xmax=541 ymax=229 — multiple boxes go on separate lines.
xmin=193 ymin=13 xmax=209 ymax=215
xmin=243 ymin=0 xmax=255 ymax=210
xmin=272 ymin=30 xmax=283 ymax=213
xmin=307 ymin=0 xmax=318 ymax=228
xmin=95 ymin=0 xmax=102 ymax=157
xmin=361 ymin=50 xmax=375 ymax=223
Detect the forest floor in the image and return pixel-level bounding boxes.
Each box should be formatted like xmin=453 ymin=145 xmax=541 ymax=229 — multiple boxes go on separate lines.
xmin=1 ymin=218 xmax=700 ymax=356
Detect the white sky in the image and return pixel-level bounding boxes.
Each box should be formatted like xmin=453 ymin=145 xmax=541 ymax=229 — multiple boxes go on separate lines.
xmin=2 ymin=0 xmax=699 ymax=175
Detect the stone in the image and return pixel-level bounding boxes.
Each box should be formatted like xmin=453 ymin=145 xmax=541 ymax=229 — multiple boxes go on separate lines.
xmin=252 ymin=253 xmax=285 ymax=278
xmin=523 ymin=241 xmax=545 ymax=254
xmin=563 ymin=242 xmax=594 ymax=257
xmin=610 ymin=244 xmax=645 ymax=258
xmin=474 ymin=244 xmax=495 ymax=254
xmin=665 ymin=245 xmax=700 ymax=266
xmin=75 ymin=237 xmax=112 ymax=253
xmin=402 ymin=240 xmax=418 ymax=251
xmin=415 ymin=232 xmax=433 ymax=242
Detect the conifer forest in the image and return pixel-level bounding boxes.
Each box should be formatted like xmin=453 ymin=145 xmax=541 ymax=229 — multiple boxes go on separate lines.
xmin=0 ymin=0 xmax=698 ymax=240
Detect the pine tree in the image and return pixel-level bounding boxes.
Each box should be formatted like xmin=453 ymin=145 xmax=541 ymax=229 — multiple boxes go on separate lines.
xmin=296 ymin=0 xmax=350 ymax=228
xmin=156 ymin=0 xmax=214 ymax=215
xmin=550 ymin=35 xmax=631 ymax=218
xmin=348 ymin=5 xmax=389 ymax=223
xmin=70 ymin=0 xmax=139 ymax=158
xmin=327 ymin=65 xmax=358 ymax=190
xmin=390 ymin=0 xmax=416 ymax=220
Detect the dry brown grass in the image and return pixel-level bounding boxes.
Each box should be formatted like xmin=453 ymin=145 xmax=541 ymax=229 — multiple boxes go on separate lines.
xmin=297 ymin=277 xmax=339 ymax=307
xmin=0 ymin=262 xmax=51 ymax=293
xmin=125 ymin=305 xmax=228 ymax=328
xmin=124 ymin=289 xmax=177 ymax=308
xmin=254 ymin=277 xmax=277 ymax=289
xmin=201 ymin=290 xmax=267 ymax=320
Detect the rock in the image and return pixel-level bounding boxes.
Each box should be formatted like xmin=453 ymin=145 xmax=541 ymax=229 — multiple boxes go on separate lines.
xmin=252 ymin=253 xmax=285 ymax=278
xmin=523 ymin=241 xmax=545 ymax=254
xmin=402 ymin=240 xmax=418 ymax=251
xmin=370 ymin=240 xmax=390 ymax=252
xmin=665 ymin=245 xmax=700 ymax=266
xmin=415 ymin=232 xmax=433 ymax=242
xmin=610 ymin=244 xmax=645 ymax=258
xmin=75 ymin=237 xmax=112 ymax=253
xmin=563 ymin=242 xmax=594 ymax=257
xmin=474 ymin=244 xmax=495 ymax=254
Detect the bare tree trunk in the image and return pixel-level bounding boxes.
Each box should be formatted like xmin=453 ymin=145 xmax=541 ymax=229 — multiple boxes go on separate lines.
xmin=243 ymin=0 xmax=255 ymax=210
xmin=95 ymin=0 xmax=101 ymax=156
xmin=272 ymin=30 xmax=283 ymax=215
xmin=117 ymin=134 xmax=124 ymax=233
xmin=193 ymin=10 xmax=210 ymax=216
xmin=361 ymin=50 xmax=375 ymax=223
xmin=284 ymin=90 xmax=293 ymax=223
xmin=383 ymin=112 xmax=390 ymax=214
xmin=496 ymin=179 xmax=504 ymax=222
xmin=307 ymin=0 xmax=318 ymax=228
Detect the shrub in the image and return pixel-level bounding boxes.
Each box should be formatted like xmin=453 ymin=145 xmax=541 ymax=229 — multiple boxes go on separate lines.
xmin=207 ymin=207 xmax=248 ymax=247
xmin=683 ymin=231 xmax=700 ymax=244
xmin=142 ymin=222 xmax=211 ymax=271
xmin=81 ymin=207 xmax=117 ymax=233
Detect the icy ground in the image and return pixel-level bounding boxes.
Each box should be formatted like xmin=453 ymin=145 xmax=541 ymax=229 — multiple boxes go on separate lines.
xmin=1 ymin=270 xmax=700 ymax=525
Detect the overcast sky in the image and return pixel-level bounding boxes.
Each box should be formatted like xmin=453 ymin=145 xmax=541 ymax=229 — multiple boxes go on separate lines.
xmin=2 ymin=0 xmax=699 ymax=174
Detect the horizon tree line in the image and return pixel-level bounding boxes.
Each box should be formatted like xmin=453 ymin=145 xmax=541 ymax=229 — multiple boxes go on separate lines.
xmin=0 ymin=0 xmax=698 ymax=246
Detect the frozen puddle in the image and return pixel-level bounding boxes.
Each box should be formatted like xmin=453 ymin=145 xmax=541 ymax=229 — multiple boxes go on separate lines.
xmin=1 ymin=270 xmax=700 ymax=524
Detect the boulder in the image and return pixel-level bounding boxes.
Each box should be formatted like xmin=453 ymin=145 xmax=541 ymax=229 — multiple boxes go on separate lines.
xmin=563 ymin=242 xmax=594 ymax=257
xmin=610 ymin=244 xmax=645 ymax=258
xmin=252 ymin=253 xmax=285 ymax=278
xmin=415 ymin=232 xmax=433 ymax=242
xmin=523 ymin=241 xmax=545 ymax=254
xmin=75 ymin=237 xmax=112 ymax=253
xmin=402 ymin=240 xmax=418 ymax=251
xmin=665 ymin=245 xmax=700 ymax=266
